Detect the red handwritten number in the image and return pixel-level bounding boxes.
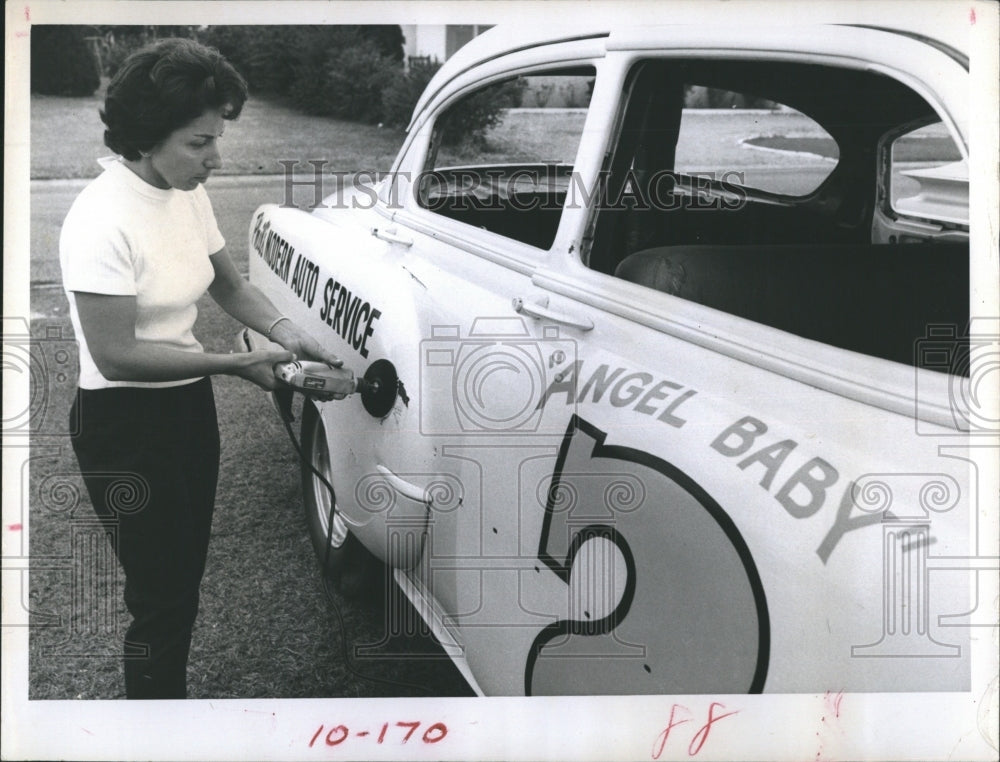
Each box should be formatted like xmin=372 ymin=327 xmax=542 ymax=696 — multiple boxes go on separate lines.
xmin=423 ymin=723 xmax=448 ymax=743
xmin=651 ymin=704 xmax=691 ymax=759
xmin=652 ymin=703 xmax=738 ymax=758
xmin=688 ymin=703 xmax=738 ymax=756
xmin=308 ymin=721 xmax=447 ymax=748
xmin=325 ymin=725 xmax=349 ymax=746
xmin=309 ymin=726 xmax=323 ymax=748
xmin=397 ymin=721 xmax=421 ymax=742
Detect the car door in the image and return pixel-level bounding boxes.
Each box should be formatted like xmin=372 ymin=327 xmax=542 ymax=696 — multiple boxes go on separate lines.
xmin=529 ymin=27 xmax=975 ymax=694
xmin=376 ymin=43 xmax=641 ymax=695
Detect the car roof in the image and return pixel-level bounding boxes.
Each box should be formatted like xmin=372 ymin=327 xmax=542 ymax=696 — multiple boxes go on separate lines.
xmin=410 ymin=15 xmax=970 ymax=127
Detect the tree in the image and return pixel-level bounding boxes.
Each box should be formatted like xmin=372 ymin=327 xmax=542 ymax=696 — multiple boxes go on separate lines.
xmin=31 ymin=25 xmax=102 ymax=96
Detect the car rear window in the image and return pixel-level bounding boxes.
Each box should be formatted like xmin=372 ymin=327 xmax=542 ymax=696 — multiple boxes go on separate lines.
xmin=587 ymin=58 xmax=968 ymax=372
xmin=676 ymin=87 xmax=837 ymax=197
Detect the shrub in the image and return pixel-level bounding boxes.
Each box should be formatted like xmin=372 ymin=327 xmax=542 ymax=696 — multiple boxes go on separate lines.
xmin=381 ymin=58 xmax=441 ymax=129
xmin=358 ymin=25 xmax=405 ymax=63
xmin=99 ymin=26 xmax=199 ymax=78
xmin=97 ymin=25 xmax=407 ymax=123
xmin=383 ymin=62 xmax=524 ymax=146
xmin=103 ymin=36 xmax=143 ymax=79
xmin=198 ymin=26 xmax=283 ymax=92
xmin=319 ymin=42 xmax=398 ymax=122
xmin=31 ymin=26 xmax=101 ymax=96
xmin=684 ymin=85 xmax=776 ymax=109
xmin=200 ymin=25 xmax=403 ymax=103
xmin=437 ymin=76 xmax=526 ymax=147
xmin=562 ymin=80 xmax=593 ymax=108
xmin=285 ymin=31 xmax=401 ymax=120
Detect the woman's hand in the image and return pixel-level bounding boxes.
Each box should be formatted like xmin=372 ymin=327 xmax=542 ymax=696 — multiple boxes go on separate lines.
xmin=269 ymin=320 xmax=343 ymax=368
xmin=208 ymin=249 xmax=343 ymax=369
xmin=231 ymin=348 xmax=295 ymax=390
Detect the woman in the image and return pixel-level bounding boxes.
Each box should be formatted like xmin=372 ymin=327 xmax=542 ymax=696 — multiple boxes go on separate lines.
xmin=60 ymin=37 xmax=339 ymax=699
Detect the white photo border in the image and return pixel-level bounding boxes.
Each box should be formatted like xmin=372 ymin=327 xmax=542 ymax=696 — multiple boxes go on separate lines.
xmin=4 ymin=2 xmax=998 ymax=760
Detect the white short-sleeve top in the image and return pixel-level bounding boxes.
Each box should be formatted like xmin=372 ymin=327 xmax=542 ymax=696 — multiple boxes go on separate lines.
xmin=60 ymin=157 xmax=225 ymax=389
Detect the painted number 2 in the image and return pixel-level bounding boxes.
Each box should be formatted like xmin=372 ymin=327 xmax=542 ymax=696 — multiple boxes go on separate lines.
xmin=525 ymin=415 xmax=770 ymax=695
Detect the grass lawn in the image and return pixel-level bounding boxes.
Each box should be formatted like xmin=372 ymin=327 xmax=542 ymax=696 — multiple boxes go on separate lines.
xmin=30 ymin=86 xmax=408 ymax=179
xmin=31 ymin=85 xmax=587 ymax=180
xmin=437 ymin=110 xmax=589 ymax=166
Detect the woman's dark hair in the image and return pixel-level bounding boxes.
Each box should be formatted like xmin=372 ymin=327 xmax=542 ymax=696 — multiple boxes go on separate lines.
xmin=101 ymin=38 xmax=248 ymax=160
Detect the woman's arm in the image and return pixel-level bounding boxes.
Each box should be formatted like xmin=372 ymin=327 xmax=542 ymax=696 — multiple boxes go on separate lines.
xmin=208 ymin=247 xmax=341 ymax=366
xmin=74 ymin=292 xmax=293 ymax=389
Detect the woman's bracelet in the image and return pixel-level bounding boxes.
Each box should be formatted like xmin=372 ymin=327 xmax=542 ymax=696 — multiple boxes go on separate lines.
xmin=264 ymin=315 xmax=291 ymax=340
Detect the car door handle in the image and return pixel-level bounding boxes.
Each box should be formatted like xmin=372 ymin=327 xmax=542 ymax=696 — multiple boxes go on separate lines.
xmin=376 ymin=464 xmax=430 ymax=504
xmin=512 ymin=296 xmax=594 ymax=331
xmin=371 ymin=227 xmax=414 ymax=246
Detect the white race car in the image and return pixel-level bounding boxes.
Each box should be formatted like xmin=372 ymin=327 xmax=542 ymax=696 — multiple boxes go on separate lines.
xmin=240 ymin=20 xmax=993 ymax=697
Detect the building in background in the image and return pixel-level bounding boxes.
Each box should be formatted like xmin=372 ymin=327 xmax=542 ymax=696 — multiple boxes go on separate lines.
xmin=400 ymin=25 xmax=491 ymax=68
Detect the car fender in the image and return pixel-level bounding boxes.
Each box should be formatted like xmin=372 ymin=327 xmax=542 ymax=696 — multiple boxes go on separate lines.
xmin=248 ymin=203 xmax=435 ymax=569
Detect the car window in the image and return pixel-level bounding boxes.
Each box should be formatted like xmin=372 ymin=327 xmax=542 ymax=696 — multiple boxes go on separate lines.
xmin=587 ymin=59 xmax=968 ymax=372
xmin=676 ymin=87 xmax=837 ymax=197
xmin=887 ymin=119 xmax=967 ymax=226
xmin=418 ymin=68 xmax=595 ymax=249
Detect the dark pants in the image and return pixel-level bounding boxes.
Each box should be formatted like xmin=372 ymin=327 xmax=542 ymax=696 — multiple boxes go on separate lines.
xmin=70 ymin=378 xmax=220 ymax=699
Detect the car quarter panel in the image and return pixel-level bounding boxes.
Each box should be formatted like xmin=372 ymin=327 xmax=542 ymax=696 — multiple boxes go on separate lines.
xmin=523 ymin=283 xmax=971 ymax=694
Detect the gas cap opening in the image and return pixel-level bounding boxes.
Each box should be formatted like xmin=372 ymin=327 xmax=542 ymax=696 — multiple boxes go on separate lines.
xmin=361 ymin=359 xmax=400 ymax=418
